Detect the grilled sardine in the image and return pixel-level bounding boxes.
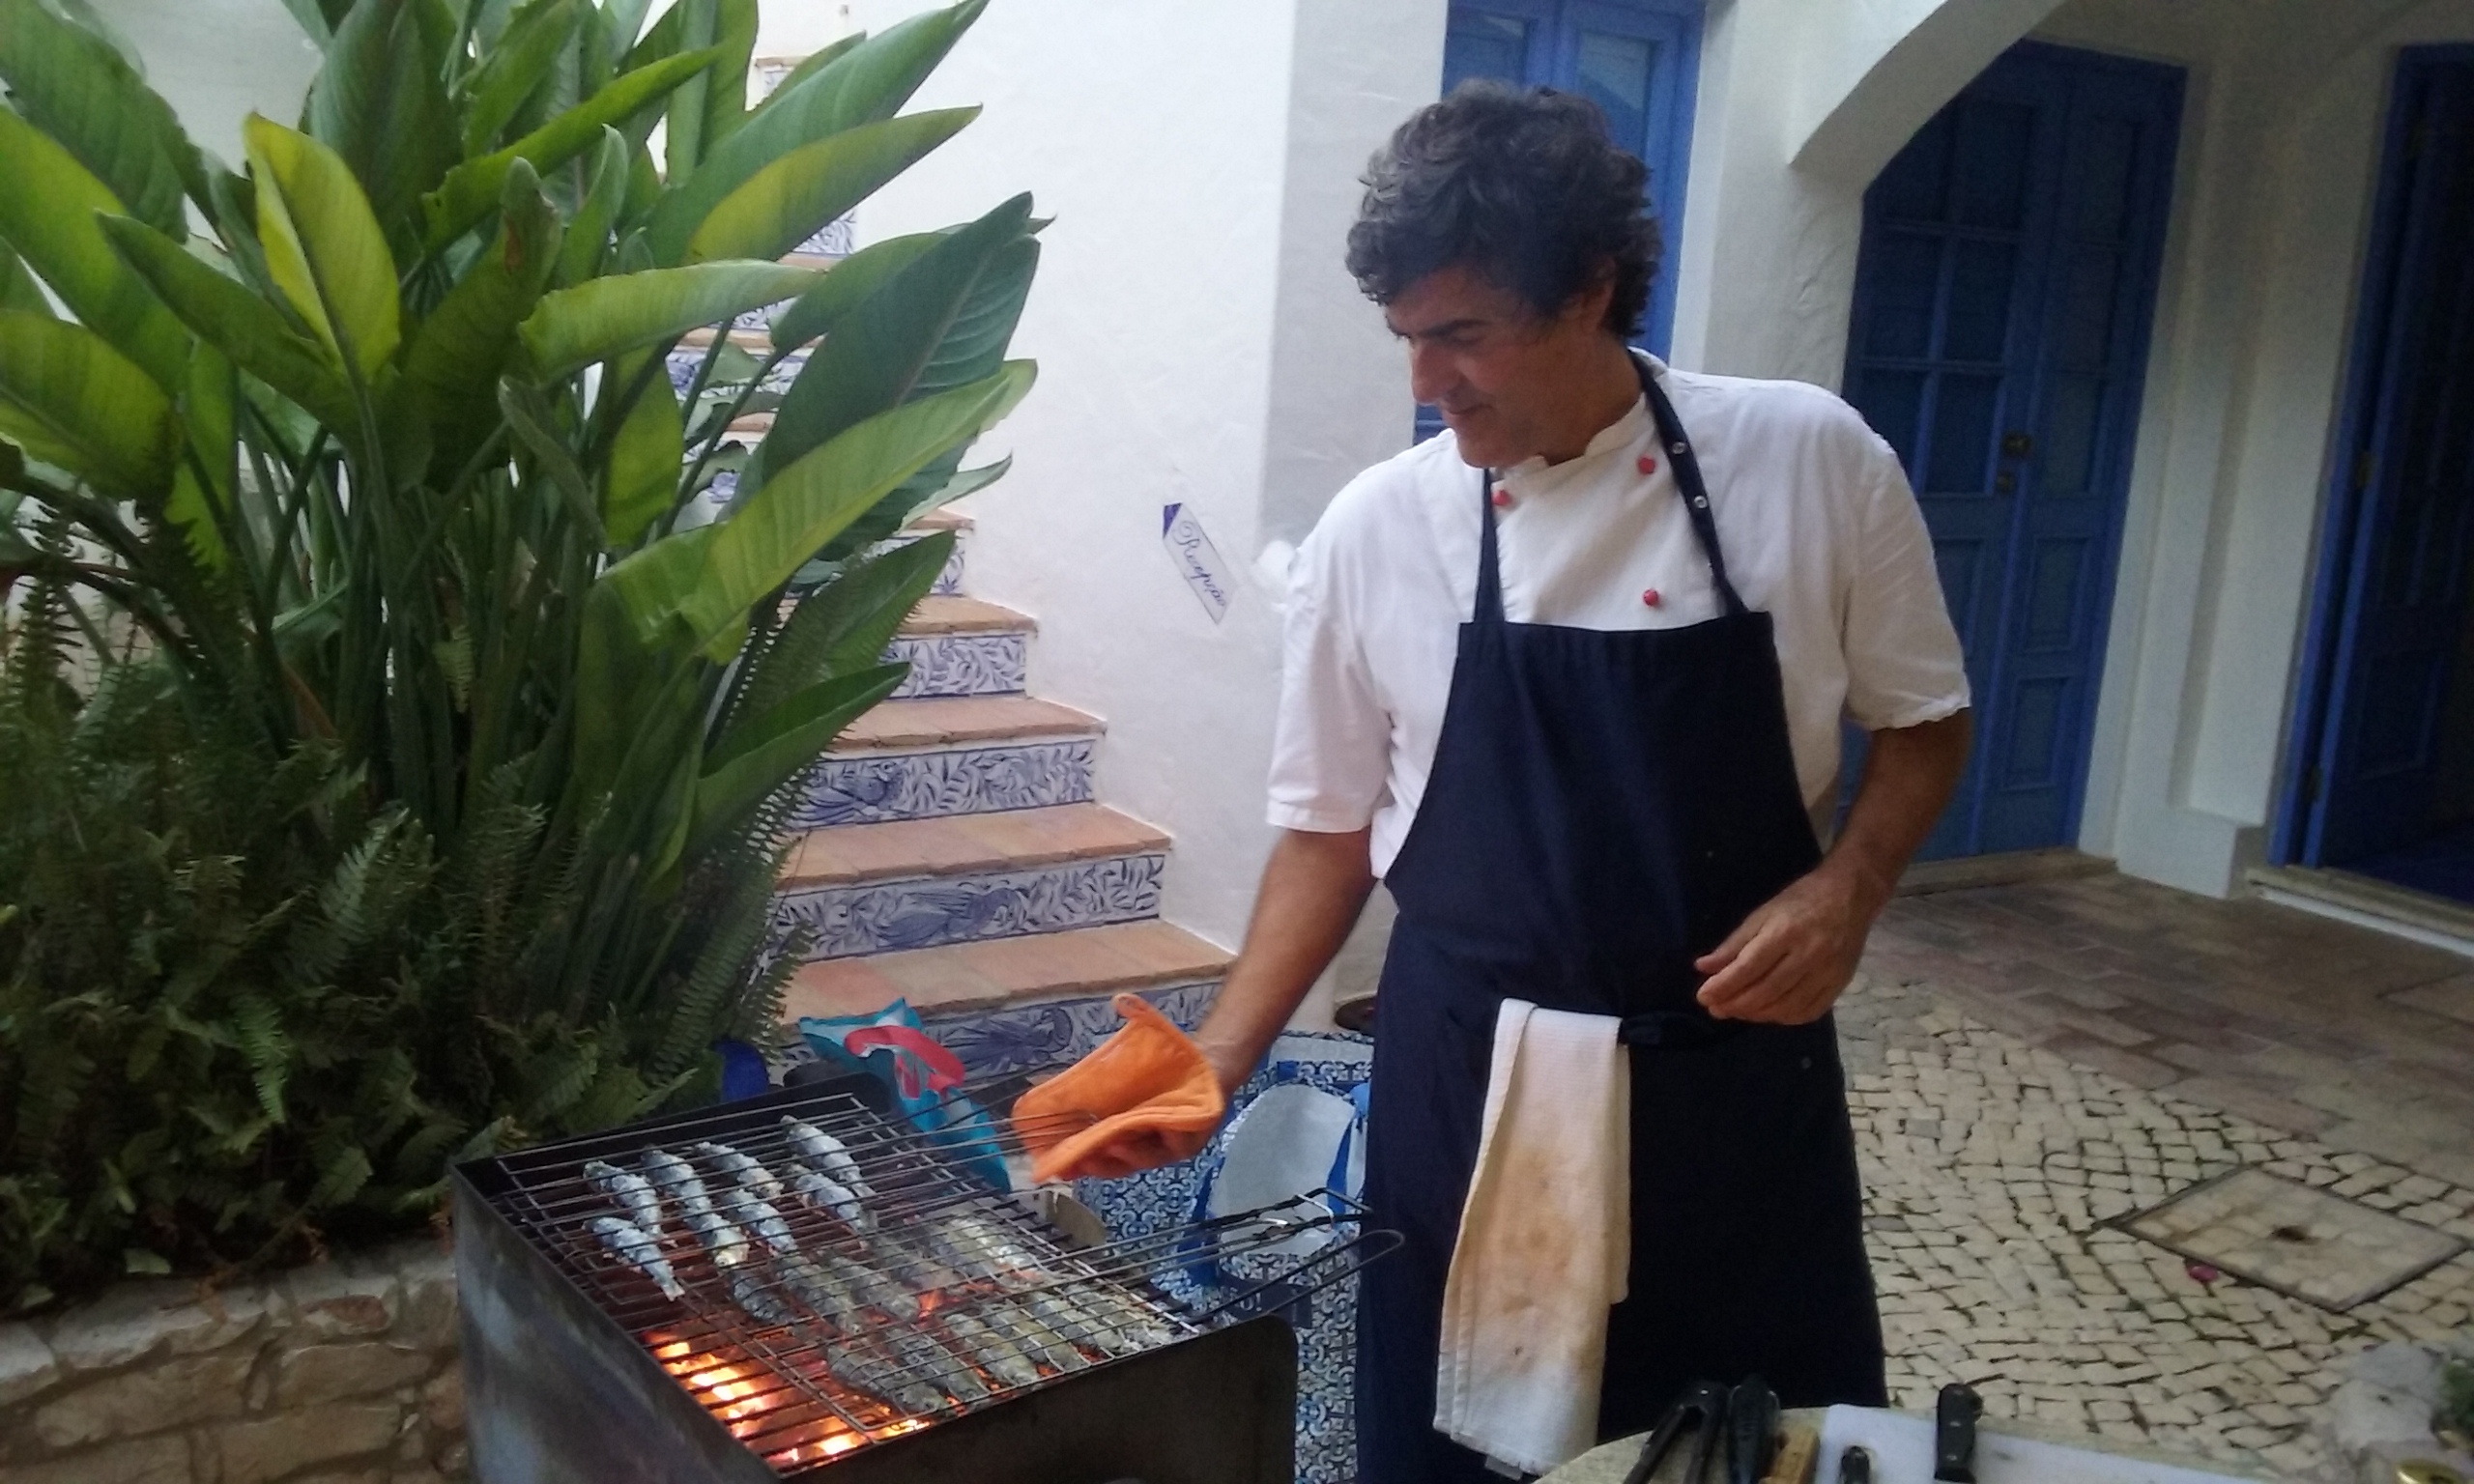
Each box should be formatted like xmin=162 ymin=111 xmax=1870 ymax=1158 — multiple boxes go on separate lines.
xmin=585 ymin=1159 xmax=665 ymax=1232
xmin=940 ymin=1308 xmax=1043 ymax=1388
xmin=781 ymin=1117 xmax=877 ymax=1199
xmin=590 ymin=1215 xmax=684 ymax=1300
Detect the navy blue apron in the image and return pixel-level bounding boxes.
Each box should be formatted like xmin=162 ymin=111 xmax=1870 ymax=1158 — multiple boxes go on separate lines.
xmin=1355 ymin=360 xmax=1885 ymax=1484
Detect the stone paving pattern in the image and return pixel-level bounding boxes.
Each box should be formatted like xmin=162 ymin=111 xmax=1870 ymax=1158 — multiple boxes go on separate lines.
xmin=1845 ymin=891 xmax=2474 ymax=1483
xmin=1862 ymin=870 xmax=2474 ymax=1188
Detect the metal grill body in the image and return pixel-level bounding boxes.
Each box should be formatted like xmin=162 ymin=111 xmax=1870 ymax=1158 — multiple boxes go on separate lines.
xmin=454 ymin=1074 xmax=1324 ymax=1484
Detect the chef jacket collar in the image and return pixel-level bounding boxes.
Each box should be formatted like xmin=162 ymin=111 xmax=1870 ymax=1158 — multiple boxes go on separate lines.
xmin=1498 ymin=354 xmax=1670 ymax=484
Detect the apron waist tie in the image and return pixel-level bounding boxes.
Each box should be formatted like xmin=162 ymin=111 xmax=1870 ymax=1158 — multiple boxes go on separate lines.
xmin=1616 ymin=1011 xmax=1746 ymax=1049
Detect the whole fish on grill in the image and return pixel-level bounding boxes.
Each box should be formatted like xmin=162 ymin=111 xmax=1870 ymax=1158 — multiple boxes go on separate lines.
xmin=693 ymin=1140 xmax=787 ymax=1202
xmin=640 ymin=1150 xmax=707 ymax=1208
xmin=781 ymin=1116 xmax=877 ymax=1198
xmin=585 ymin=1159 xmax=665 ymax=1232
xmin=724 ymin=1264 xmax=798 ymax=1327
xmin=818 ymin=1248 xmax=922 ymax=1322
xmin=681 ymin=1198 xmax=751 ymax=1269
xmin=1072 ymin=1281 xmax=1178 ymax=1351
xmin=872 ymin=1228 xmax=965 ymax=1297
xmin=992 ymin=1297 xmax=1089 ymax=1373
xmin=785 ymin=1161 xmax=875 ymax=1232
xmin=884 ymin=1322 xmax=989 ymax=1405
xmin=714 ymin=1181 xmax=800 ymax=1258
xmin=826 ymin=1339 xmax=946 ymax=1416
xmin=590 ymin=1215 xmax=685 ymax=1300
xmin=940 ymin=1307 xmax=1043 ymax=1388
xmin=1028 ymin=1288 xmax=1137 ymax=1358
xmin=1027 ymin=1287 xmax=1137 ymax=1358
xmin=929 ymin=1212 xmax=1053 ymax=1292
xmin=778 ymin=1254 xmax=861 ymax=1327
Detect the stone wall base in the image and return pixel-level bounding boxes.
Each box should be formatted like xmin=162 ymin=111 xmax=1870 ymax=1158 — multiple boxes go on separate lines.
xmin=0 ymin=1240 xmax=464 ymax=1484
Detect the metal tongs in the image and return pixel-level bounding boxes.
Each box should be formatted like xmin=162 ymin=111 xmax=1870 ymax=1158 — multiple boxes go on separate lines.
xmin=1623 ymin=1379 xmax=1730 ymax=1484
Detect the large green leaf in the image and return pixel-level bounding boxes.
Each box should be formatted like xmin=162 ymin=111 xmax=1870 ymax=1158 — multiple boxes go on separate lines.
xmin=99 ymin=215 xmax=359 ymax=432
xmin=754 ymin=193 xmax=1034 ymax=487
xmin=401 ymin=163 xmax=561 ymax=473
xmin=603 ymin=347 xmax=678 ymax=548
xmin=0 ymin=245 xmax=51 ymax=317
xmin=0 ymin=309 xmax=173 ymax=497
xmin=681 ymin=108 xmax=976 ymax=266
xmin=461 ymin=0 xmax=580 ymax=156
xmin=606 ymin=360 xmax=1031 ymax=649
xmin=0 ymin=0 xmax=201 ymax=237
xmin=305 ymin=0 xmax=457 ymax=237
xmin=245 ymin=115 xmax=402 ymax=383
xmin=688 ymin=663 xmax=904 ymax=851
xmin=423 ymin=45 xmax=722 ymax=250
xmin=640 ymin=0 xmax=986 ymax=266
xmin=767 ymin=231 xmax=938 ymax=348
xmin=556 ymin=128 xmax=630 ymax=286
xmin=0 ymin=108 xmax=190 ymax=392
xmin=514 ymin=260 xmax=816 ymax=381
xmin=166 ymin=343 xmax=237 ymax=569
xmin=732 ymin=529 xmax=951 ymax=728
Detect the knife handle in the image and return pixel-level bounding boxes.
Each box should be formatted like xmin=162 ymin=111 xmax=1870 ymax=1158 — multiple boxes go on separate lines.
xmin=1934 ymin=1382 xmax=1983 ymax=1483
xmin=1833 ymin=1446 xmax=1873 ymax=1484
xmin=1727 ymin=1377 xmax=1779 ymax=1484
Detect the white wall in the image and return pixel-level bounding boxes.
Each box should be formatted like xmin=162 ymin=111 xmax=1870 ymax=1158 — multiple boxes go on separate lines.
xmin=87 ymin=0 xmax=319 ymax=165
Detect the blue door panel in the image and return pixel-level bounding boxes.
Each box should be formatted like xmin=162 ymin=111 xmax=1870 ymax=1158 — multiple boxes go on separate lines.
xmin=1840 ymin=41 xmax=2183 ymax=859
xmin=2302 ymin=57 xmax=2474 ymax=866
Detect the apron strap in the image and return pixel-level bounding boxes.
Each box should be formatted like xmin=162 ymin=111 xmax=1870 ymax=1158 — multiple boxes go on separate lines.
xmin=1471 ymin=357 xmax=1748 ymax=622
xmin=1638 ymin=361 xmax=1748 ymax=617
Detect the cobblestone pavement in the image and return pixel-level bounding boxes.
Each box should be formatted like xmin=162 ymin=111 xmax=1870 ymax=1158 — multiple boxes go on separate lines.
xmin=1861 ymin=869 xmax=2474 ymax=1188
xmin=1838 ymin=976 xmax=2474 ymax=1483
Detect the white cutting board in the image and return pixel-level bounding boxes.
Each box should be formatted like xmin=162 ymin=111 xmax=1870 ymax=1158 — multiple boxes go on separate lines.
xmin=1813 ymin=1406 xmax=2271 ymax=1484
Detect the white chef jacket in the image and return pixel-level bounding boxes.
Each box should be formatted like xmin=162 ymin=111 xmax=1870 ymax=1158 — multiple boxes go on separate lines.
xmin=1268 ymin=356 xmax=1971 ymax=877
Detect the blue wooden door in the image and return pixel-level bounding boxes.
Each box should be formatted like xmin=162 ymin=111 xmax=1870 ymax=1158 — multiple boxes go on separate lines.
xmin=1841 ymin=43 xmax=2182 ymax=858
xmin=2299 ymin=56 xmax=2474 ymax=868
xmin=1420 ymin=0 xmax=1702 ymax=440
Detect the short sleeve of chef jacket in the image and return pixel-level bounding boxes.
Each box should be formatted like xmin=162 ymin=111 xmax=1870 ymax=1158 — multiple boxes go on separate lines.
xmin=1266 ymin=360 xmax=1971 ymax=877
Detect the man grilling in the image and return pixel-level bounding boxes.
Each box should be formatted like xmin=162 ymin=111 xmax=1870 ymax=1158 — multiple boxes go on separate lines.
xmin=1019 ymin=82 xmax=1971 ymax=1481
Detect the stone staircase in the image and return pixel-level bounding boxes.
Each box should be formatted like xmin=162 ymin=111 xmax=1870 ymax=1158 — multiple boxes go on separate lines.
xmin=769 ymin=514 xmax=1232 ymax=1077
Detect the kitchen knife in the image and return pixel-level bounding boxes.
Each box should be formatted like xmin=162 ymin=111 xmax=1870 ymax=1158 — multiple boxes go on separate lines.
xmin=1727 ymin=1376 xmax=1779 ymax=1484
xmin=1934 ymin=1381 xmax=1984 ymax=1483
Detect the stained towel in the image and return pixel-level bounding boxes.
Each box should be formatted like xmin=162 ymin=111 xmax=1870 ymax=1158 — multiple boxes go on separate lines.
xmin=1434 ymin=998 xmax=1631 ymax=1476
xmin=1012 ymin=993 xmax=1227 ymax=1184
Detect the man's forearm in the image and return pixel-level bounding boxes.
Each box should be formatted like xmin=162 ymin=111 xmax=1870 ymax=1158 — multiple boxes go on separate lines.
xmin=1193 ymin=827 xmax=1377 ymax=1096
xmin=1823 ymin=709 xmax=1973 ymax=911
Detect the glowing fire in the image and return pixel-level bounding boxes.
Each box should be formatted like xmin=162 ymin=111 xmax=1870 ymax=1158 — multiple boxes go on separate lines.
xmin=648 ymin=1332 xmax=936 ymax=1469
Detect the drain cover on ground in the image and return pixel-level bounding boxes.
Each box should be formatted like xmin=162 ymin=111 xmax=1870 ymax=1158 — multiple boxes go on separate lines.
xmin=2118 ymin=1167 xmax=2466 ymax=1311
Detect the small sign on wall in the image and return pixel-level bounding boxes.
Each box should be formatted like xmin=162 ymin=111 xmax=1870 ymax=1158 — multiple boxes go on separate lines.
xmin=1163 ymin=503 xmax=1234 ymax=624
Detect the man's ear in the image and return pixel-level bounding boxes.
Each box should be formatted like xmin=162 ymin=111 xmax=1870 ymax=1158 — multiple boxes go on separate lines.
xmin=1563 ymin=263 xmax=1619 ymax=331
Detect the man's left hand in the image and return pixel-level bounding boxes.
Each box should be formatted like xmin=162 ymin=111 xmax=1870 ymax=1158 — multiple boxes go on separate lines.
xmin=1692 ymin=862 xmax=1889 ymax=1024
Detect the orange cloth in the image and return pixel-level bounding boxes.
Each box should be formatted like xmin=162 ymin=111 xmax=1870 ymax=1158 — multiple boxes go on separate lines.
xmin=1012 ymin=993 xmax=1227 ymax=1184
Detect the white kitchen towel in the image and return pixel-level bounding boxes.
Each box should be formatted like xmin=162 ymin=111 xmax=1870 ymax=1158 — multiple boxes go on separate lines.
xmin=1433 ymin=998 xmax=1631 ymax=1476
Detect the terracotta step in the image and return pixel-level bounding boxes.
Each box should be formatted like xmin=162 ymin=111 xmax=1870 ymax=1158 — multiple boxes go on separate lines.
xmin=900 ymin=595 xmax=1029 ymax=637
xmin=781 ymin=920 xmax=1234 ymax=1023
xmin=780 ymin=803 xmax=1165 ymax=888
xmin=829 ymin=696 xmax=1102 ymax=753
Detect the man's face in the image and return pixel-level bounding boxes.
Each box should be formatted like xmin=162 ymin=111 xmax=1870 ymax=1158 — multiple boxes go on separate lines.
xmin=1385 ymin=263 xmax=1614 ymax=469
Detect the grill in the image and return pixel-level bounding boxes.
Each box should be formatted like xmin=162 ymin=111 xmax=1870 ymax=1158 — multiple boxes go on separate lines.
xmin=453 ymin=1070 xmax=1387 ymax=1484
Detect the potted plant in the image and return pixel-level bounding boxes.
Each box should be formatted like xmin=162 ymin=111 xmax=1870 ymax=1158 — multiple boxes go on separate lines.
xmin=0 ymin=0 xmax=1037 ymax=1308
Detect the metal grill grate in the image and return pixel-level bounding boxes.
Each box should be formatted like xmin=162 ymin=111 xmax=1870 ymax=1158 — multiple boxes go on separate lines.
xmin=475 ymin=1075 xmax=1382 ymax=1476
